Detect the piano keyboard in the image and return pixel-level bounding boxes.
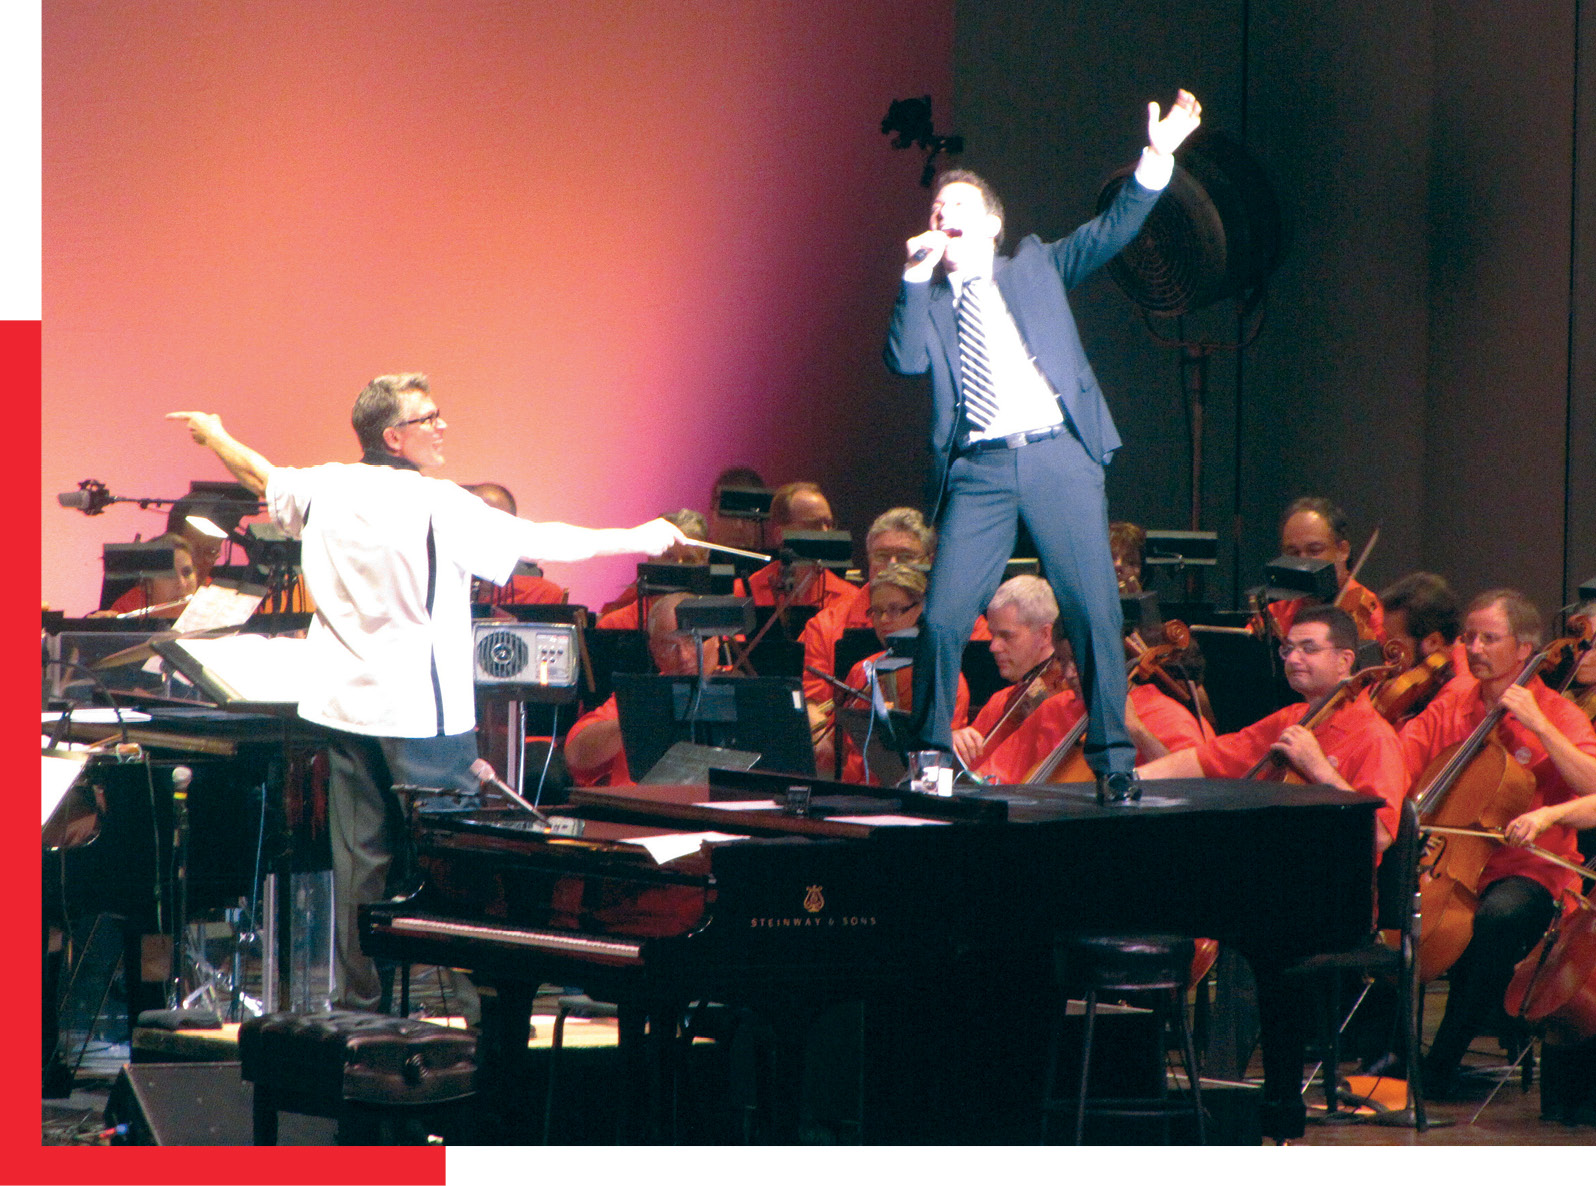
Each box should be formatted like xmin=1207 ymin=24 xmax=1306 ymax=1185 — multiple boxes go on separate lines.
xmin=375 ymin=915 xmax=645 ymax=965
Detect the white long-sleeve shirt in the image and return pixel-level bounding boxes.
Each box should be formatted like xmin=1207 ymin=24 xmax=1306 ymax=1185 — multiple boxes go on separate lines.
xmin=267 ymin=462 xmax=595 ymax=738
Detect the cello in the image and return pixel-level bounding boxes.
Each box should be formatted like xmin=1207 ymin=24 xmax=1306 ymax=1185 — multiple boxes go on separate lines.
xmin=1505 ymin=884 xmax=1596 ymax=1044
xmin=1239 ymin=650 xmax=1404 ymax=782
xmin=1411 ymin=616 xmax=1594 ymax=982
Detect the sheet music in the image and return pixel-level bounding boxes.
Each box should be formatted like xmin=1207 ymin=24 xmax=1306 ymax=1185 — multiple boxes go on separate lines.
xmin=634 ymin=831 xmax=749 ymax=864
xmin=172 ymin=582 xmax=265 ymax=633
xmin=41 ymin=751 xmax=89 ymax=827
xmin=172 ymin=634 xmax=309 ymax=705
xmin=140 ymin=584 xmax=266 ymax=676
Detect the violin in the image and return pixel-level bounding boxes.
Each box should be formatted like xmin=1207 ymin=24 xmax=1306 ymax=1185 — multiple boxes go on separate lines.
xmin=1333 ymin=579 xmax=1383 ymax=643
xmin=1371 ymin=646 xmax=1454 ymax=725
xmin=978 ymin=656 xmax=1065 ymax=757
xmin=1412 ymin=615 xmax=1595 ymax=982
xmin=1125 ymin=620 xmax=1197 ymax=700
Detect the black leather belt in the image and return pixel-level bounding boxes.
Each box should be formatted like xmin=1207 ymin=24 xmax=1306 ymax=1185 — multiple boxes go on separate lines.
xmin=957 ymin=423 xmax=1065 ymax=456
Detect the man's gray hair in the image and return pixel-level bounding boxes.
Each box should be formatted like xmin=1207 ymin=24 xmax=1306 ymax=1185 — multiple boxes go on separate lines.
xmin=866 ymin=506 xmax=936 ymax=558
xmin=987 ymin=574 xmax=1058 ymax=628
xmin=352 ymin=372 xmax=430 ymax=454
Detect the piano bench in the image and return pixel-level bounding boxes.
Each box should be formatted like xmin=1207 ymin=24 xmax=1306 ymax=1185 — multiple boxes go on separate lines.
xmin=1042 ymin=934 xmax=1207 ymax=1145
xmin=239 ymin=1010 xmax=478 ymax=1145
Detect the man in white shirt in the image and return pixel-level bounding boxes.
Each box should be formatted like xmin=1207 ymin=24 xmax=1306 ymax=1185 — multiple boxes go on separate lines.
xmin=169 ymin=374 xmax=682 ymax=1011
xmin=885 ymin=91 xmax=1201 ymax=804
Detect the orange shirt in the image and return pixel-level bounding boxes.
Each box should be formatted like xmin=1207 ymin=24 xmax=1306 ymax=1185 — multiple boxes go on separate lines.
xmin=1197 ymin=690 xmax=1409 ymax=842
xmin=566 ymin=694 xmax=626 ymax=787
xmin=1129 ymin=680 xmax=1214 ymax=757
xmin=475 ymin=571 xmax=566 ymax=608
xmin=799 ymin=584 xmax=992 ymax=705
xmin=838 ymin=652 xmax=969 ymax=785
xmin=1399 ymin=676 xmax=1595 ymax=900
xmin=736 ymin=562 xmax=858 ymax=611
xmin=976 ymin=682 xmax=1212 ymax=785
xmin=597 ymin=600 xmax=644 ymax=631
xmin=976 ymin=690 xmax=1083 ymax=784
xmin=967 ymin=668 xmax=1063 ymax=762
xmin=1268 ymin=575 xmax=1386 ymax=643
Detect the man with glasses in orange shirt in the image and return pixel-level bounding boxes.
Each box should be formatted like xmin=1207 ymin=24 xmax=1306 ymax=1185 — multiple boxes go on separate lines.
xmin=1138 ymin=603 xmax=1406 ymax=1142
xmin=1399 ymin=589 xmax=1596 ymax=1099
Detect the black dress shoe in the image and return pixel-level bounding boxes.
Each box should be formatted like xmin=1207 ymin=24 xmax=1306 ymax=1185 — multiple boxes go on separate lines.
xmin=1095 ymin=770 xmax=1142 ymax=805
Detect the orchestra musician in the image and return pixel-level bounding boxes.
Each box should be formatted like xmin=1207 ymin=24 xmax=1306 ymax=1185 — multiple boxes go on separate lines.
xmin=734 ymin=481 xmax=858 ymax=611
xmin=1560 ymin=602 xmax=1596 ymax=725
xmin=1267 ymin=497 xmax=1386 ymax=643
xmin=975 ymin=630 xmax=1212 ymax=784
xmin=1400 ymin=589 xmax=1596 ymax=1099
xmin=800 ymin=507 xmax=960 ymax=706
xmin=166 ymin=375 xmax=683 ymax=1013
xmin=886 ymin=91 xmax=1204 ymax=804
xmin=463 ymin=483 xmax=567 ymax=608
xmin=832 ymin=564 xmax=970 ymax=784
xmin=708 ymin=465 xmax=766 ymax=553
xmin=1110 ymin=520 xmax=1146 ymax=595
xmin=1138 ymin=604 xmax=1405 ymax=1142
xmin=597 ymin=508 xmax=713 ymax=629
xmin=90 ymin=531 xmax=200 ymax=619
xmin=566 ymin=592 xmax=719 ymax=787
xmin=1139 ymin=604 xmax=1408 ymax=851
xmin=96 ymin=491 xmax=250 ymax=616
xmin=951 ymin=575 xmax=1066 ymax=771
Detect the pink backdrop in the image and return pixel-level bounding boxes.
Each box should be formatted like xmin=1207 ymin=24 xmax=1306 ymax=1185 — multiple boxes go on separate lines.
xmin=44 ymin=0 xmax=953 ymax=612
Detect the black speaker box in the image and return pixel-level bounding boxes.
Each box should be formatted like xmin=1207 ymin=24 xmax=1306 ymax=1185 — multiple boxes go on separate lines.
xmin=104 ymin=1062 xmax=334 ymax=1145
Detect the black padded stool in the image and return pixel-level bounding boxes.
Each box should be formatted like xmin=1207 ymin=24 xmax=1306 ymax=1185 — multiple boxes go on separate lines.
xmin=1042 ymin=934 xmax=1206 ymax=1145
xmin=240 ymin=1010 xmax=478 ymax=1144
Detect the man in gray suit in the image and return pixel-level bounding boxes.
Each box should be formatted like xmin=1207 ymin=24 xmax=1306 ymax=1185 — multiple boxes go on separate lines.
xmin=886 ymin=90 xmax=1201 ymax=802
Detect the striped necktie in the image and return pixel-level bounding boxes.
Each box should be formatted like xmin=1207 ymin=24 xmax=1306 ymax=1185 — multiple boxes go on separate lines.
xmin=955 ymin=276 xmax=1001 ymax=434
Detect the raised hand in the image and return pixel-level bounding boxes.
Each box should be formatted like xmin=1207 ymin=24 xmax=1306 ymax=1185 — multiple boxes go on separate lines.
xmin=1147 ymin=89 xmax=1202 ymax=157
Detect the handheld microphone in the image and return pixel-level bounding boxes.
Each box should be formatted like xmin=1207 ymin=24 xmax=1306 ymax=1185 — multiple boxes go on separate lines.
xmin=910 ymin=246 xmax=932 ymax=263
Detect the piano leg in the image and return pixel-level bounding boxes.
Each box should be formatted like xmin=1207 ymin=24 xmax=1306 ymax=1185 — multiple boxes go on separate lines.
xmin=477 ymin=979 xmax=538 ymax=1142
xmin=1251 ymin=958 xmax=1308 ymax=1143
xmin=616 ymin=999 xmax=689 ymax=1143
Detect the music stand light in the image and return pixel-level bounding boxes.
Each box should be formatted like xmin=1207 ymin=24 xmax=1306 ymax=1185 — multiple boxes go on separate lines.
xmin=1259 ymin=556 xmax=1337 ymax=604
xmin=102 ymin=542 xmax=178 ymax=579
xmin=780 ymin=530 xmax=853 ymax=572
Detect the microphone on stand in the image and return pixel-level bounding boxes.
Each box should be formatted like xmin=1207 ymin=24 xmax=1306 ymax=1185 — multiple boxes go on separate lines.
xmin=470 ymin=758 xmax=543 ymax=818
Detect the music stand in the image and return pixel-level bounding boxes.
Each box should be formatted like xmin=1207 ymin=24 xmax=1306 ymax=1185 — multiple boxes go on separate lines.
xmin=612 ymin=672 xmax=816 ymax=780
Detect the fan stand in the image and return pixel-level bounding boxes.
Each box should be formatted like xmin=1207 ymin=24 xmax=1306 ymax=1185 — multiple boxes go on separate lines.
xmin=1139 ymin=294 xmax=1267 ymax=601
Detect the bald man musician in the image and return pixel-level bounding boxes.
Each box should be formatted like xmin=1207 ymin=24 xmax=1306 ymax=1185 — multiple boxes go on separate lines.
xmin=566 ymin=592 xmax=718 ymax=786
xmin=887 ymin=91 xmax=1203 ymax=805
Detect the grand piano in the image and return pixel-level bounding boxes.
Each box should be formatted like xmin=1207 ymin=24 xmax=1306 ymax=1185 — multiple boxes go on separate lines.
xmin=362 ymin=770 xmax=1377 ymax=1143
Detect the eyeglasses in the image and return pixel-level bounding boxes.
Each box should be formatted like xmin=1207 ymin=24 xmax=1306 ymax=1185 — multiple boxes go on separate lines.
xmin=867 ymin=601 xmax=921 ymax=620
xmin=1278 ymin=641 xmax=1345 ymax=658
xmin=1460 ymin=631 xmax=1511 ymax=647
xmin=393 ymin=410 xmax=442 ymax=431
